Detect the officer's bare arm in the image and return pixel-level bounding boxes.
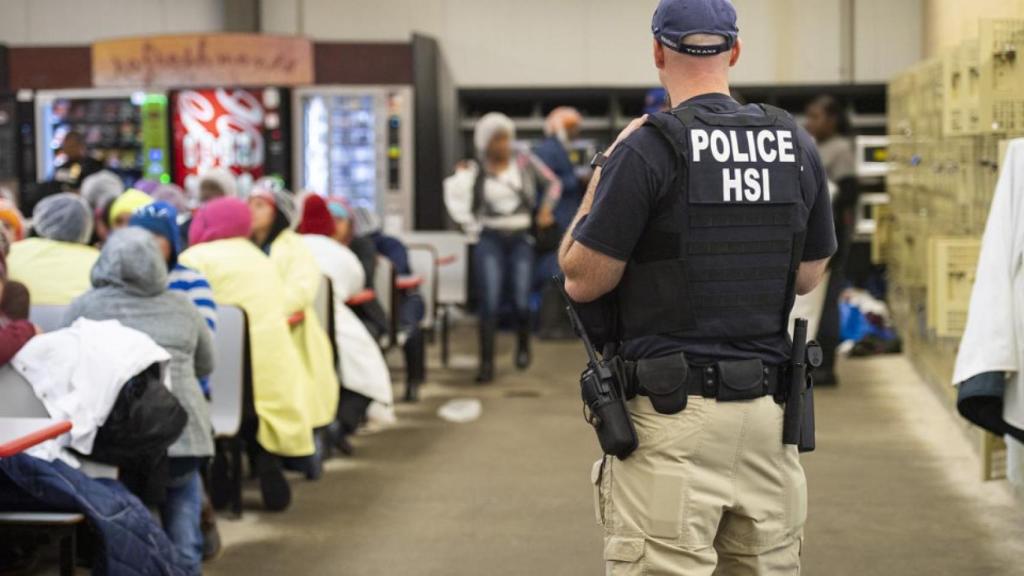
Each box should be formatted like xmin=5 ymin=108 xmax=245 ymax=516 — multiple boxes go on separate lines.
xmin=559 ymin=167 xmax=627 ymax=303
xmin=560 ymin=116 xmax=648 ymax=303
xmin=795 ymin=258 xmax=830 ymax=295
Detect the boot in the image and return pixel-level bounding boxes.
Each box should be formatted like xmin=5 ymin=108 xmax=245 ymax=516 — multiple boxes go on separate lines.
xmin=257 ymin=449 xmax=292 ymax=512
xmin=515 ymin=314 xmax=532 ymax=370
xmin=476 ymin=321 xmax=496 ymax=384
xmin=404 ymin=332 xmax=426 ymax=402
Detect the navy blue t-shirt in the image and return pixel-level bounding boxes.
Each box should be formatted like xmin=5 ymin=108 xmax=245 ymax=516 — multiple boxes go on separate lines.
xmin=573 ymin=93 xmax=837 ymax=365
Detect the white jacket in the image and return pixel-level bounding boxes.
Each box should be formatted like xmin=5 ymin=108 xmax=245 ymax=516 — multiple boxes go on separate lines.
xmin=11 ymin=318 xmax=171 ymax=459
xmin=953 ymin=139 xmax=1024 ymax=429
xmin=302 ymin=234 xmax=394 ymax=405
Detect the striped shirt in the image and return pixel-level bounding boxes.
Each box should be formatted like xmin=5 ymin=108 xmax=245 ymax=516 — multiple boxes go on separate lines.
xmin=169 ymin=264 xmax=217 ymax=396
xmin=169 ymin=264 xmax=218 ymax=333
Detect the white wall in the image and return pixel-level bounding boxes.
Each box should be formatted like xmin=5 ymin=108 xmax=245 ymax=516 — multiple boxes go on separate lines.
xmin=0 ymin=0 xmax=224 ymax=45
xmin=262 ymin=0 xmax=920 ymax=87
xmin=854 ymin=0 xmax=924 ymax=82
xmin=0 ymin=0 xmax=921 ymax=86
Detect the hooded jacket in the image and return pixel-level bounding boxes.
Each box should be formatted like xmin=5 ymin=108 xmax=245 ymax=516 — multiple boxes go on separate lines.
xmin=65 ymin=228 xmax=215 ymax=458
xmin=180 ymin=201 xmax=315 ymax=457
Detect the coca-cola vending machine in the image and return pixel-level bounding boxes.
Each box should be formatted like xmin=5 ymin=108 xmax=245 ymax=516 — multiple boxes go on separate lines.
xmin=171 ymin=87 xmax=290 ymax=197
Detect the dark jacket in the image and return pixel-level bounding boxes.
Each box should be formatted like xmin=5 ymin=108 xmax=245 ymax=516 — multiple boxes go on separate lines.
xmin=0 ymin=453 xmax=186 ymax=576
xmin=533 ymin=136 xmax=583 ymax=232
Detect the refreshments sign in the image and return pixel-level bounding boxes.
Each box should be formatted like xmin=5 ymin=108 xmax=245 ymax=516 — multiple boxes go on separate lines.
xmin=92 ymin=34 xmax=313 ymax=88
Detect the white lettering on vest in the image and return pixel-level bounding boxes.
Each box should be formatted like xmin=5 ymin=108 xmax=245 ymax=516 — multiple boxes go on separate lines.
xmin=756 ymin=131 xmax=777 ymax=162
xmin=692 ymin=129 xmax=794 ymax=164
xmin=723 ymin=168 xmax=772 ymax=202
xmin=723 ymin=168 xmax=743 ymax=201
xmin=691 ymin=129 xmax=709 ymax=162
xmin=729 ymin=131 xmax=749 ymax=162
xmin=778 ymin=130 xmax=796 ymax=162
xmin=711 ymin=131 xmax=730 ymax=162
xmin=743 ymin=169 xmax=762 ymax=201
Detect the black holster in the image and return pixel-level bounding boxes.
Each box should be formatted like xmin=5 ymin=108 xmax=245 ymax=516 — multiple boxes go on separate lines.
xmin=580 ymin=357 xmax=638 ymax=460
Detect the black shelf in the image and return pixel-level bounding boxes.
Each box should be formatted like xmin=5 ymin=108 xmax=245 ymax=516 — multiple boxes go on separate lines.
xmin=457 ymin=83 xmax=888 ymax=156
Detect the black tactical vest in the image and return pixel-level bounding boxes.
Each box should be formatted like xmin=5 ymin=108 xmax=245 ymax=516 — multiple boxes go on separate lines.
xmin=616 ymin=104 xmax=806 ymax=342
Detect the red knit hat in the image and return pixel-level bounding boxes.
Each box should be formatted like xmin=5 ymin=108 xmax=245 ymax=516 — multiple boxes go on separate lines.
xmin=297 ymin=194 xmax=336 ymax=237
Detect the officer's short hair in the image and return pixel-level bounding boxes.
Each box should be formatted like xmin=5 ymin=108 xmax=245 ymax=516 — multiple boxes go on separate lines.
xmin=680 ymin=33 xmax=730 ymax=47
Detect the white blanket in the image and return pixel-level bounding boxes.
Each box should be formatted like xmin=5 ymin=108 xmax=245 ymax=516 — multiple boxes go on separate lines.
xmin=953 ymin=139 xmax=1024 ymax=430
xmin=10 ymin=318 xmax=170 ymax=461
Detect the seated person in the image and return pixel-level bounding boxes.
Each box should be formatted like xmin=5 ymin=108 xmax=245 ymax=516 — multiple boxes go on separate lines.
xmin=0 ymin=199 xmax=25 ymax=247
xmin=328 ymin=199 xmax=389 ymax=342
xmin=64 ymin=228 xmax=214 ymax=576
xmin=7 ymin=193 xmax=99 ymax=305
xmin=352 ymin=207 xmax=427 ymax=401
xmin=179 ymin=168 xmax=239 ymax=250
xmin=130 ymin=201 xmax=218 ymax=392
xmin=0 ymin=258 xmax=37 ymax=365
xmin=180 ymin=197 xmax=315 ymax=511
xmin=108 ymin=188 xmax=153 ymax=230
xmin=79 ymin=170 xmax=125 ymax=245
xmin=249 ymin=182 xmax=339 ymax=476
xmin=297 ymin=195 xmax=395 ymax=449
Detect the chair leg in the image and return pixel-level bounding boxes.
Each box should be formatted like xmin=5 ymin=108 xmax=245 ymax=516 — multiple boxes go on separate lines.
xmin=440 ymin=303 xmax=448 ymax=364
xmin=58 ymin=527 xmax=76 ymax=576
xmin=232 ymin=438 xmax=244 ymax=518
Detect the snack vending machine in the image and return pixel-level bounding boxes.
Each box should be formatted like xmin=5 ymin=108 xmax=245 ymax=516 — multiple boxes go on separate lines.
xmin=170 ymin=87 xmax=290 ymax=197
xmin=293 ymin=86 xmax=414 ymax=232
xmin=34 ymin=89 xmax=170 ymax=184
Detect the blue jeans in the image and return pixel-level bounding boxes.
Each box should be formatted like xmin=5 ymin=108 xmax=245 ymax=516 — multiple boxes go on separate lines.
xmin=474 ymin=230 xmax=534 ymax=322
xmin=161 ymin=458 xmax=204 ymax=576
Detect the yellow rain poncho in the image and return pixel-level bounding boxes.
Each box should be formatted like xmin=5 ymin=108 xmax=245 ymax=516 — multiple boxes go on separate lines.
xmin=8 ymin=238 xmax=99 ymax=305
xmin=268 ymin=229 xmax=340 ymax=429
xmin=9 ymin=193 xmax=99 ymax=305
xmin=180 ymin=237 xmax=315 ymax=457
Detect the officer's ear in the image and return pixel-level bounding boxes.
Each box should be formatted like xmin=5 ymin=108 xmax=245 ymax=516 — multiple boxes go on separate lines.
xmin=653 ymin=39 xmax=667 ymax=70
xmin=728 ymin=37 xmax=742 ymax=68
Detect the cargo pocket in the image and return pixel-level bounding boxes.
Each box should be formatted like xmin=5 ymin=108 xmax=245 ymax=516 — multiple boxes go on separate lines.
xmin=604 ymin=536 xmax=645 ymax=575
xmin=591 ymin=458 xmax=606 ymax=526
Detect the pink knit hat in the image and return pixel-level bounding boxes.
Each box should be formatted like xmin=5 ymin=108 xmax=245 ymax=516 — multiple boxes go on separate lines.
xmin=188 ymin=197 xmax=252 ymax=246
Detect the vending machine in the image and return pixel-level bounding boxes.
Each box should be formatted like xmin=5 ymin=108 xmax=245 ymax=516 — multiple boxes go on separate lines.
xmin=0 ymin=94 xmax=20 ymax=188
xmin=34 ymin=89 xmax=170 ymax=185
xmin=293 ymin=86 xmax=415 ymax=233
xmin=170 ymin=87 xmax=290 ymax=197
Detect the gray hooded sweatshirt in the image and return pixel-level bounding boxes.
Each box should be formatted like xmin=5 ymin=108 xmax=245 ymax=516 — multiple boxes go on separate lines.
xmin=65 ymin=228 xmax=215 ymax=458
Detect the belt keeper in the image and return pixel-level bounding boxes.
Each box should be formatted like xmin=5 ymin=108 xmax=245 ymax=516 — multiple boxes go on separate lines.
xmin=703 ymin=365 xmax=716 ymax=397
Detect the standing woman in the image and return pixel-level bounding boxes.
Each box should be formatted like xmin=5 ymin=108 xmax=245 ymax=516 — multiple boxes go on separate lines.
xmin=803 ymin=95 xmax=857 ymax=387
xmin=249 ymin=181 xmax=339 ymax=477
xmin=444 ymin=112 xmax=561 ymax=383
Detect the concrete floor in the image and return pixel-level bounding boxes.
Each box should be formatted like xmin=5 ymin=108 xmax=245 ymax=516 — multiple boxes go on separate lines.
xmin=206 ymin=328 xmax=1024 ymax=576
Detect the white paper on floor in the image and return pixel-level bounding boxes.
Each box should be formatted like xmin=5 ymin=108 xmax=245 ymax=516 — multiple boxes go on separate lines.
xmin=438 ymin=398 xmax=482 ymax=423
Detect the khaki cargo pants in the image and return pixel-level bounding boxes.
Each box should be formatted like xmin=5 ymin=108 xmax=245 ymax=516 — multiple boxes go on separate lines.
xmin=591 ymin=395 xmax=806 ymax=575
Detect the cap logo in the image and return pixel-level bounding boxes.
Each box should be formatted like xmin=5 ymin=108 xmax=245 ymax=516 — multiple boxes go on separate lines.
xmin=659 ymin=34 xmax=680 ymax=49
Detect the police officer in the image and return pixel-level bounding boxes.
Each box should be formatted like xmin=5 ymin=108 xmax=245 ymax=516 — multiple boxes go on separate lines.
xmin=558 ymin=0 xmax=836 ymax=573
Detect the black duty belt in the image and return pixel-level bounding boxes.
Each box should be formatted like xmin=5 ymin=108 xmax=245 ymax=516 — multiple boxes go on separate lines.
xmin=623 ymin=356 xmax=787 ymax=404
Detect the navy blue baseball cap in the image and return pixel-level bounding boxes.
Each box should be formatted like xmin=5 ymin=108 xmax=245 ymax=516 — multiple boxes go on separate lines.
xmin=652 ymin=0 xmax=739 ymax=57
